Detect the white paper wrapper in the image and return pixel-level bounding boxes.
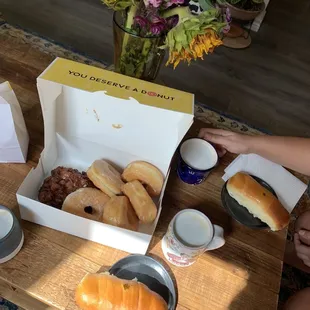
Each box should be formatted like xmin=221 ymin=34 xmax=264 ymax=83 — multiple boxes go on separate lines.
xmin=0 ymin=82 xmax=29 ymax=163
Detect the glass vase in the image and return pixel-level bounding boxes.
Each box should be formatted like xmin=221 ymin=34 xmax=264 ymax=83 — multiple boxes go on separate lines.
xmin=113 ymin=11 xmax=165 ymax=81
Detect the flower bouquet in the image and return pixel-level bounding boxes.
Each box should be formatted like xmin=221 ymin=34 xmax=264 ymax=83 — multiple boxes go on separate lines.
xmin=103 ymin=0 xmax=230 ymax=80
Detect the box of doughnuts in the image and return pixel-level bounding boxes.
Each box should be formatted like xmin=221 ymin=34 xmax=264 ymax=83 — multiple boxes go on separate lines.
xmin=16 ymin=58 xmax=194 ymax=254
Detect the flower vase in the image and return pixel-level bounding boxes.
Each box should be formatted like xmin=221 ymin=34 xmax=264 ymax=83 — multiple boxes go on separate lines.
xmin=113 ymin=11 xmax=165 ymax=81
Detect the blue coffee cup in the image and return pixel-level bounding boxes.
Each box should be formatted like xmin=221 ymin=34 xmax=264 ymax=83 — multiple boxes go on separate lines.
xmin=177 ymin=138 xmax=218 ymax=185
xmin=0 ymin=205 xmax=24 ymax=264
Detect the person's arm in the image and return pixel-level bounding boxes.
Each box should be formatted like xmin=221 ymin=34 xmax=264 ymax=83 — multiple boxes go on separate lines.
xmin=199 ymin=128 xmax=310 ymax=176
xmin=249 ymin=136 xmax=310 ymax=176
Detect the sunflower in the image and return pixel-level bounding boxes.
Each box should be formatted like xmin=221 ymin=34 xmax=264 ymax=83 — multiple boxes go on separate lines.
xmin=163 ymin=8 xmax=227 ymax=68
xmin=167 ymin=30 xmax=222 ymax=68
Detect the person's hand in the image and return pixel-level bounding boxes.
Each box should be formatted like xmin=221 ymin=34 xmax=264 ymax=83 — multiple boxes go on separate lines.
xmin=294 ymin=231 xmax=310 ymax=267
xmin=198 ymin=128 xmax=253 ymax=157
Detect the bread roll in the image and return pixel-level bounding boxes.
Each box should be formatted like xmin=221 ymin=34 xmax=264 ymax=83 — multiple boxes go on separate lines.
xmin=122 ymin=161 xmax=164 ymax=196
xmin=227 ymin=172 xmax=290 ymax=231
xmin=102 ymin=196 xmax=139 ymax=231
xmin=122 ymin=180 xmax=157 ymax=223
xmin=87 ymin=160 xmax=124 ymax=197
xmin=75 ymin=273 xmax=168 ymax=310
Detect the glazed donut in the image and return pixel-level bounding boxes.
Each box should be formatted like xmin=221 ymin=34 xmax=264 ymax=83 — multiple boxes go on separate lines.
xmin=87 ymin=160 xmax=124 ymax=197
xmin=102 ymin=196 xmax=139 ymax=231
xmin=62 ymin=188 xmax=110 ymax=221
xmin=122 ymin=161 xmax=164 ymax=196
xmin=122 ymin=180 xmax=157 ymax=224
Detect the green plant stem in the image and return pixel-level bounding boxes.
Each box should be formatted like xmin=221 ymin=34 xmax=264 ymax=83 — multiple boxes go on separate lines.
xmin=120 ymin=5 xmax=138 ymax=74
xmin=135 ymin=39 xmax=152 ymax=78
xmin=123 ymin=6 xmax=138 ymax=51
xmin=162 ymin=6 xmax=192 ymax=22
xmin=123 ymin=5 xmax=138 ymax=49
xmin=125 ymin=5 xmax=137 ymax=29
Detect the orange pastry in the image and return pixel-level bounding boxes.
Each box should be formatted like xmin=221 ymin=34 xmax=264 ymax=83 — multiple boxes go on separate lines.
xmin=122 ymin=180 xmax=157 ymax=224
xmin=102 ymin=196 xmax=139 ymax=231
xmin=76 ymin=273 xmax=168 ymax=310
xmin=87 ymin=160 xmax=124 ymax=197
xmin=122 ymin=161 xmax=164 ymax=196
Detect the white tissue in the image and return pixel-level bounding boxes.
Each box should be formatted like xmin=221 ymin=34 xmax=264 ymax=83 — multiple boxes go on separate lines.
xmin=0 ymin=82 xmax=29 ymax=163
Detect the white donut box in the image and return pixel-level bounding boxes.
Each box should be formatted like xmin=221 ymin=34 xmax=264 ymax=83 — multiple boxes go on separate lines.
xmin=16 ymin=58 xmax=194 ymax=254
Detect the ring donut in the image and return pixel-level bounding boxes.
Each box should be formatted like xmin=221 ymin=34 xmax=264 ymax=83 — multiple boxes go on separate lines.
xmin=87 ymin=160 xmax=124 ymax=197
xmin=62 ymin=188 xmax=110 ymax=221
xmin=122 ymin=180 xmax=157 ymax=223
xmin=122 ymin=161 xmax=164 ymax=196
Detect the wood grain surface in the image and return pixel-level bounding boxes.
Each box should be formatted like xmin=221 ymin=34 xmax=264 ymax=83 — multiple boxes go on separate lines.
xmin=0 ymin=26 xmax=293 ymax=310
xmin=0 ymin=280 xmax=57 ymax=310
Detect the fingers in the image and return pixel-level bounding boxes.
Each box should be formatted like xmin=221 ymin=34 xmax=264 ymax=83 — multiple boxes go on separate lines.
xmin=198 ymin=128 xmax=232 ymax=157
xmin=294 ymin=234 xmax=310 ymax=265
xmin=295 ymin=210 xmax=310 ymax=232
xmin=298 ymin=230 xmax=310 ymax=246
xmin=214 ymin=145 xmax=227 ymax=158
xmin=198 ymin=128 xmax=233 ymax=138
xmin=199 ymin=131 xmax=227 ymax=146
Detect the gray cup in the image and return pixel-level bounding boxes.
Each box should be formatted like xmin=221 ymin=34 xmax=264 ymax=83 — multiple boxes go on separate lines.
xmin=0 ymin=205 xmax=24 ymax=264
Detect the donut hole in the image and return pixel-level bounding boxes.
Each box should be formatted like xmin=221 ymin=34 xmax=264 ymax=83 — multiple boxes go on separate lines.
xmin=84 ymin=206 xmax=93 ymax=215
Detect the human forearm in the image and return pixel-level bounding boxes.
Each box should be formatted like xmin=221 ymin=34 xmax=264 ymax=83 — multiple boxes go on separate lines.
xmin=248 ymin=136 xmax=310 ymax=176
xmin=199 ymin=128 xmax=310 ymax=176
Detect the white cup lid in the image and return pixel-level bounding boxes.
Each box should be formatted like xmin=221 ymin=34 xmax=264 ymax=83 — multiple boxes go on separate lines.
xmin=180 ymin=138 xmax=218 ymax=170
xmin=0 ymin=209 xmax=13 ymax=239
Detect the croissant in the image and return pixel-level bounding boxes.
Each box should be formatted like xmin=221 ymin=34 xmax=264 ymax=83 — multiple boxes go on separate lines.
xmin=75 ymin=273 xmax=168 ymax=310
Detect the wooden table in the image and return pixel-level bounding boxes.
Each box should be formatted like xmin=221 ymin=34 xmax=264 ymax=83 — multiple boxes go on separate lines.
xmin=0 ymin=28 xmax=288 ymax=310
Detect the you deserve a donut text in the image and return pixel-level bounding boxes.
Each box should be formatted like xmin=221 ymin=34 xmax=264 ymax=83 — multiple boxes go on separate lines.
xmin=68 ymin=70 xmax=175 ymax=101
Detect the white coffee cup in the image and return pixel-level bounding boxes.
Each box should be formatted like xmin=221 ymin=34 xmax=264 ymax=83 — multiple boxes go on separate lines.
xmin=177 ymin=138 xmax=218 ymax=185
xmin=0 ymin=205 xmax=24 ymax=264
xmin=161 ymin=209 xmax=225 ymax=267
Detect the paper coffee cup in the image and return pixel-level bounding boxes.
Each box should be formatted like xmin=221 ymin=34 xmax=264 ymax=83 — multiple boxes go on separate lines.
xmin=0 ymin=205 xmax=24 ymax=264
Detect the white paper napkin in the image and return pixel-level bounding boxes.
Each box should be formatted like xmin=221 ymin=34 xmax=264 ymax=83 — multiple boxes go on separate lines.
xmin=0 ymin=82 xmax=29 ymax=163
xmin=222 ymin=154 xmax=307 ymax=213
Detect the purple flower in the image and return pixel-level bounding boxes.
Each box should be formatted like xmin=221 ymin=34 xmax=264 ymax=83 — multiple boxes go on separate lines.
xmin=166 ymin=15 xmax=179 ymax=29
xmin=223 ymin=8 xmax=231 ymax=33
xmin=165 ymin=0 xmax=184 ymax=8
xmin=150 ymin=22 xmax=166 ymax=35
xmin=223 ymin=24 xmax=231 ymax=34
xmin=170 ymin=0 xmax=184 ymax=4
xmin=147 ymin=0 xmax=163 ymax=8
xmin=225 ymin=7 xmax=232 ymax=23
xmin=151 ymin=16 xmax=166 ymax=24
xmin=134 ymin=16 xmax=148 ymax=28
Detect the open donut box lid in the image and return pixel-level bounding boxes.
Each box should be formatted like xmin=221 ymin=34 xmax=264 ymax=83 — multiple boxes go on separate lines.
xmin=16 ymin=57 xmax=194 ymax=254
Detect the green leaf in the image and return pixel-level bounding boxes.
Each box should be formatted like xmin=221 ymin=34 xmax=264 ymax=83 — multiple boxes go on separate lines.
xmin=174 ymin=28 xmax=188 ymax=43
xmin=175 ymin=42 xmax=183 ymax=52
xmin=198 ymin=0 xmax=215 ymax=11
